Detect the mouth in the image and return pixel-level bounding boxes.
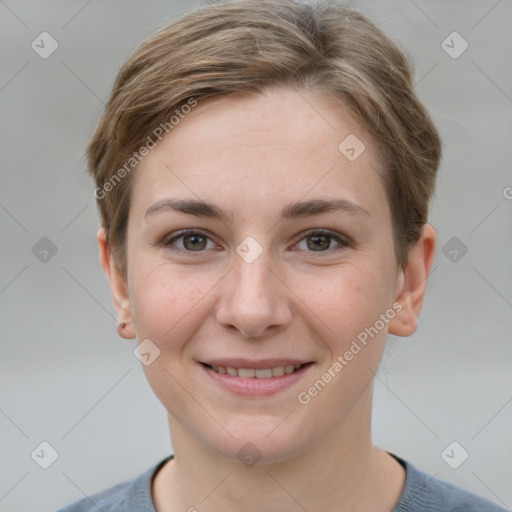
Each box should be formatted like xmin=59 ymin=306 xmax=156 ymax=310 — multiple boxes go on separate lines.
xmin=199 ymin=360 xmax=314 ymax=396
xmin=201 ymin=362 xmax=309 ymax=378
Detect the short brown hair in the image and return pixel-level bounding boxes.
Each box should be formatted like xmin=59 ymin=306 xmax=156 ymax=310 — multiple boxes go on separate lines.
xmin=87 ymin=0 xmax=441 ymax=277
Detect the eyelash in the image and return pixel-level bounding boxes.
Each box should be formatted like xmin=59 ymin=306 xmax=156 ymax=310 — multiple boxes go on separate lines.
xmin=162 ymin=228 xmax=352 ymax=256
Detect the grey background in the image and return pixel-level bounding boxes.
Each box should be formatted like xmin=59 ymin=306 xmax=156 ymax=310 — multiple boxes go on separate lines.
xmin=1 ymin=1 xmax=511 ymax=511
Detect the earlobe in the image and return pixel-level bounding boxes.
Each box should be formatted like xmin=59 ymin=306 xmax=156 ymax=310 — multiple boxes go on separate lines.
xmin=388 ymin=224 xmax=436 ymax=337
xmin=97 ymin=227 xmax=136 ymax=339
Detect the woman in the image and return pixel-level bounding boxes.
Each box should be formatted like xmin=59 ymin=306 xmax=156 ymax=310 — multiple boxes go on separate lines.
xmin=58 ymin=1 xmax=507 ymax=510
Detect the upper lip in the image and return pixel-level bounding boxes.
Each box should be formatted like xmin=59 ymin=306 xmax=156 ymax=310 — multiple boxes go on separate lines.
xmin=200 ymin=358 xmax=312 ymax=369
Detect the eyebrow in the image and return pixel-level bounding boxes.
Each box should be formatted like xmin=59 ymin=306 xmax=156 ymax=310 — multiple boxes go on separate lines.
xmin=144 ymin=197 xmax=371 ymax=221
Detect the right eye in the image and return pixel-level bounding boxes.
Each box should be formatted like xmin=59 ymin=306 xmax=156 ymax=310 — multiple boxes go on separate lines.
xmin=163 ymin=229 xmax=218 ymax=253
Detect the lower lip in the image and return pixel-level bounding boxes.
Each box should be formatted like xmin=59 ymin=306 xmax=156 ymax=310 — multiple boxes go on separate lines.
xmin=201 ymin=363 xmax=313 ymax=396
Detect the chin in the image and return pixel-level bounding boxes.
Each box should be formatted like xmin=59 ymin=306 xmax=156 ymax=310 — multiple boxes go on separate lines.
xmin=206 ymin=415 xmax=314 ymax=466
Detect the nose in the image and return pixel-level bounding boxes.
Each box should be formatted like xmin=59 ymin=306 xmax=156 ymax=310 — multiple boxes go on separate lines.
xmin=214 ymin=247 xmax=292 ymax=338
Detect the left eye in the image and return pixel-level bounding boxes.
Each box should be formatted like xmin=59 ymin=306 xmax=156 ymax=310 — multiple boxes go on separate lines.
xmin=294 ymin=229 xmax=350 ymax=253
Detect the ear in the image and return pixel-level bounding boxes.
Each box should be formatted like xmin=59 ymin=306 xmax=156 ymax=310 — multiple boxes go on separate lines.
xmin=388 ymin=223 xmax=436 ymax=337
xmin=97 ymin=227 xmax=136 ymax=339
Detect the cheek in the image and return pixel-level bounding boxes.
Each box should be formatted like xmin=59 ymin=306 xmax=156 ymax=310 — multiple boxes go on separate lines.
xmin=130 ymin=261 xmax=217 ymax=344
xmin=293 ymin=264 xmax=393 ymax=418
xmin=129 ymin=263 xmax=216 ymax=411
xmin=298 ymin=260 xmax=393 ymax=347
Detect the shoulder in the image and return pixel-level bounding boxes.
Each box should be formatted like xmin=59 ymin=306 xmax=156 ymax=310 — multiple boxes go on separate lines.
xmin=55 ymin=478 xmax=134 ymax=512
xmin=55 ymin=455 xmax=173 ymax=512
xmin=392 ymin=454 xmax=508 ymax=512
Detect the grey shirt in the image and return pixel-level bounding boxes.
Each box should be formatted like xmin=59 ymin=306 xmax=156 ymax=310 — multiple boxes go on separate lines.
xmin=56 ymin=453 xmax=508 ymax=511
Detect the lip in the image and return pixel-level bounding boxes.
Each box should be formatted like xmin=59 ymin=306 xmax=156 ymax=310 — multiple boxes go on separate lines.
xmin=199 ymin=361 xmax=314 ymax=396
xmin=201 ymin=358 xmax=310 ymax=369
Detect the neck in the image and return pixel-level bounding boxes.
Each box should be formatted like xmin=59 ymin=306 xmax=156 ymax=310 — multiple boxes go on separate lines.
xmin=152 ymin=391 xmax=405 ymax=512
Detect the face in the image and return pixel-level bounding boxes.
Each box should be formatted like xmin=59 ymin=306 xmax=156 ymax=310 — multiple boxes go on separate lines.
xmin=109 ymin=88 xmax=414 ymax=463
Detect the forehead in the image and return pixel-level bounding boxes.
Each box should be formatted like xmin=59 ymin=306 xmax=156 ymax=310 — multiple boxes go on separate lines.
xmin=131 ymin=88 xmax=388 ymax=222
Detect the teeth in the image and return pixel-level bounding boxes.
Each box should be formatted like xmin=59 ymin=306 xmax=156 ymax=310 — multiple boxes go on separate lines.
xmin=208 ymin=363 xmax=305 ymax=378
xmin=238 ymin=368 xmax=256 ymax=378
xmin=271 ymin=366 xmax=284 ymax=377
xmin=255 ymin=368 xmax=272 ymax=379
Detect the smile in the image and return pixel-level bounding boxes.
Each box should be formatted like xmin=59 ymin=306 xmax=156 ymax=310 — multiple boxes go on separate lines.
xmin=203 ymin=363 xmax=304 ymax=378
xmin=199 ymin=361 xmax=314 ymax=396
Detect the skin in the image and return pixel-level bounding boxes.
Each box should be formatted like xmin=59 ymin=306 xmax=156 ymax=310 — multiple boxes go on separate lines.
xmin=98 ymin=87 xmax=436 ymax=511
